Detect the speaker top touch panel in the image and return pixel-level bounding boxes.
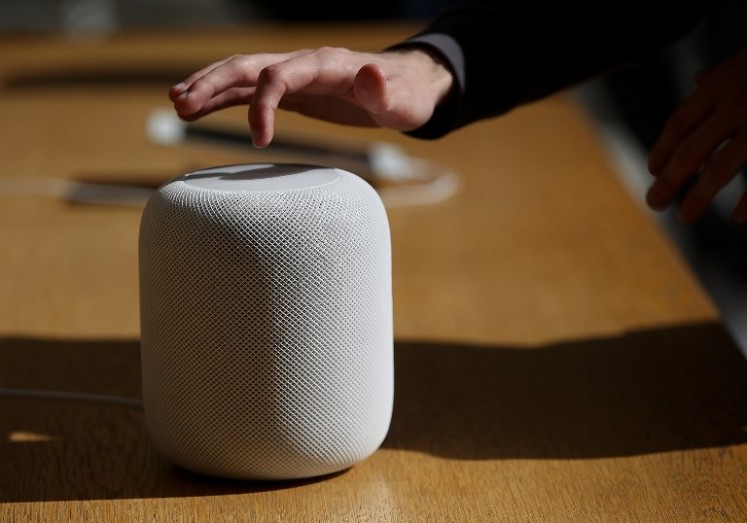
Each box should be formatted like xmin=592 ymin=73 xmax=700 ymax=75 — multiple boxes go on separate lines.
xmin=181 ymin=163 xmax=343 ymax=192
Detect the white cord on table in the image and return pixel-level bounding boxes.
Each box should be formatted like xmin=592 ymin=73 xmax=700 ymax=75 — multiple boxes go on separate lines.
xmin=0 ymin=387 xmax=143 ymax=409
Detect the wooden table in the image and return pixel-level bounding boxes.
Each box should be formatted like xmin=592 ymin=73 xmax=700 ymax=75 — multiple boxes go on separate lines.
xmin=1 ymin=23 xmax=745 ymax=522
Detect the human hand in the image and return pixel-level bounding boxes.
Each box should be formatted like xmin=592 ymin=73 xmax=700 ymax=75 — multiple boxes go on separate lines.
xmin=169 ymin=47 xmax=453 ymax=148
xmin=646 ymin=48 xmax=747 ymax=224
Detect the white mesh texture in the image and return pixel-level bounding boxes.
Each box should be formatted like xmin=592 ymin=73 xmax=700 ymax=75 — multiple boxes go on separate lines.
xmin=138 ymin=167 xmax=393 ymax=480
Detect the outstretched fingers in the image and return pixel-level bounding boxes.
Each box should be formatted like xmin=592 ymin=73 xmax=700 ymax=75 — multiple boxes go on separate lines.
xmin=170 ymin=52 xmax=307 ymax=121
xmin=647 ymin=49 xmax=747 ymax=223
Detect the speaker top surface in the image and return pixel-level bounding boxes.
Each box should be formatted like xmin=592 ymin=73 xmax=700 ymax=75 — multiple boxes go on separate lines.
xmin=179 ymin=163 xmax=343 ymax=193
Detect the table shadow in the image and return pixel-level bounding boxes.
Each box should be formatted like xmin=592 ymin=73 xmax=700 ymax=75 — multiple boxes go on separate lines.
xmin=384 ymin=322 xmax=747 ymax=459
xmin=1 ymin=321 xmax=745 ymax=502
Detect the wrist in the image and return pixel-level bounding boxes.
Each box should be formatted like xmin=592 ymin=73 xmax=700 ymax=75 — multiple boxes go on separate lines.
xmin=386 ymin=47 xmax=455 ymax=108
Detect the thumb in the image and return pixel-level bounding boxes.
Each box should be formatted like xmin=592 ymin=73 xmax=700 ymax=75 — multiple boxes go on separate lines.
xmin=353 ymin=63 xmax=390 ymax=115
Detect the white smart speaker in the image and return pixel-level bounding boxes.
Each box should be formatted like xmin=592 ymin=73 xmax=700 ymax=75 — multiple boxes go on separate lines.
xmin=138 ymin=163 xmax=393 ymax=480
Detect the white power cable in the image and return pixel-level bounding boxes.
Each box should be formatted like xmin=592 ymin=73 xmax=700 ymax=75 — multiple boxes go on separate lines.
xmin=0 ymin=387 xmax=143 ymax=409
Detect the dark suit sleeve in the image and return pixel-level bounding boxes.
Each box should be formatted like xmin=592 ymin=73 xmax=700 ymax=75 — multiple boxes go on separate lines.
xmin=389 ymin=2 xmax=709 ymax=139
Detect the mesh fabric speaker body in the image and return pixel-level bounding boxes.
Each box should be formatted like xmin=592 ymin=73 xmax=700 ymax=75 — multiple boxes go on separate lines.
xmin=138 ymin=164 xmax=393 ymax=480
